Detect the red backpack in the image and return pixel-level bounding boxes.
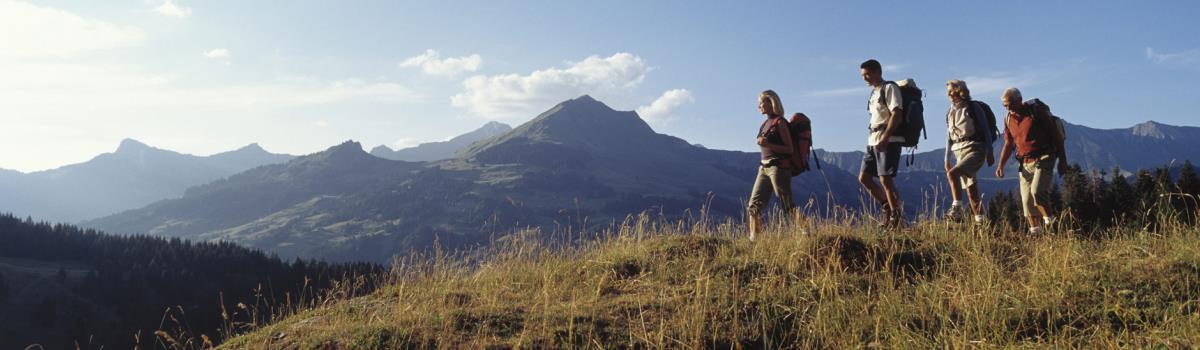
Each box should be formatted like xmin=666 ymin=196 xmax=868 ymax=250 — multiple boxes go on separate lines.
xmin=786 ymin=113 xmax=820 ymax=176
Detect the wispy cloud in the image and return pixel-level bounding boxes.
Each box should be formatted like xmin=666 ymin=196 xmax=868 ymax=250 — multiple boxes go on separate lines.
xmin=204 ymin=48 xmax=229 ymax=59
xmin=0 ymin=0 xmax=144 ymax=58
xmin=1146 ymin=47 xmax=1200 ymax=66
xmin=0 ymin=62 xmax=422 ymax=110
xmin=884 ymin=64 xmax=907 ymax=73
xmin=451 ymin=52 xmax=650 ymax=118
xmin=400 ymin=49 xmax=482 ymax=77
xmin=391 ymin=138 xmax=420 ymax=149
xmin=153 ymin=0 xmax=191 ymax=18
xmin=637 ymin=89 xmax=694 ymax=125
xmin=959 ymin=72 xmax=1039 ymax=96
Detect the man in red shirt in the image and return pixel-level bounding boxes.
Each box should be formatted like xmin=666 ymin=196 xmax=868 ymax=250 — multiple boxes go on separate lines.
xmin=995 ymin=87 xmax=1069 ymax=234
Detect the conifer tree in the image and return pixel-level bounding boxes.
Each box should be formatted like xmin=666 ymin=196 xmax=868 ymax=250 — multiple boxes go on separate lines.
xmin=1058 ymin=164 xmax=1089 ymax=229
xmin=1109 ymin=167 xmax=1136 ymax=224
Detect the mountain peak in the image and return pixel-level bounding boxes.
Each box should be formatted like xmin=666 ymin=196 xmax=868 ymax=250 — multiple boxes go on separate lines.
xmin=231 ymin=143 xmax=267 ymax=154
xmin=116 ymin=138 xmax=153 ymax=153
xmin=460 ymin=96 xmax=685 ymax=165
xmin=1133 ymin=120 xmax=1170 ymax=139
xmin=287 ymin=140 xmax=377 ymax=168
xmin=327 ymin=140 xmax=365 ymax=154
xmin=479 ymin=121 xmax=512 ymax=132
xmin=368 ymin=145 xmax=396 ymax=159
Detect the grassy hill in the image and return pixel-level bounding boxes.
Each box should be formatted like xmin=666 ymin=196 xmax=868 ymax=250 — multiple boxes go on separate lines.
xmin=216 ymin=212 xmax=1200 ymax=349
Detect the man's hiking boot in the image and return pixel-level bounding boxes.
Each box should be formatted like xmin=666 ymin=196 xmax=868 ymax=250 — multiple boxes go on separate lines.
xmin=943 ymin=205 xmax=965 ymax=222
xmin=879 ymin=209 xmax=905 ymax=231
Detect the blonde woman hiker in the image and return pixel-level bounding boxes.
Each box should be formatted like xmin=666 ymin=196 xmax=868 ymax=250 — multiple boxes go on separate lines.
xmin=747 ymin=90 xmax=795 ymax=240
xmin=995 ymin=87 xmax=1070 ymax=234
xmin=943 ymin=80 xmax=995 ymax=224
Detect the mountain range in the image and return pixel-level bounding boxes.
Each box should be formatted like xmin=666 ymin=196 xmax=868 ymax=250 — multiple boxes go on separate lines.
xmin=370 ymin=121 xmax=512 ymax=162
xmin=0 ymin=140 xmax=294 ymax=223
xmin=84 ymin=96 xmax=862 ymax=262
xmin=13 ymin=96 xmax=1199 ymax=263
xmin=817 ymin=120 xmax=1200 ymax=176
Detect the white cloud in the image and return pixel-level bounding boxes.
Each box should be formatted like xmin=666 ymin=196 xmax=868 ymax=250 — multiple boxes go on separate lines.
xmin=0 ymin=61 xmax=425 ymax=171
xmin=636 ymin=89 xmax=694 ymax=125
xmin=0 ymin=62 xmax=421 ymax=115
xmin=400 ymin=49 xmax=482 ymax=77
xmin=451 ymin=52 xmax=649 ymax=118
xmin=1146 ymin=47 xmax=1200 ymax=65
xmin=391 ymin=138 xmax=420 ymax=149
xmin=154 ymin=0 xmax=191 ymax=18
xmin=204 ymin=48 xmax=230 ymax=60
xmin=959 ymin=73 xmax=1039 ymax=95
xmin=884 ymin=64 xmax=906 ymax=73
xmin=313 ymin=120 xmax=330 ymax=128
xmin=0 ymin=0 xmax=145 ymax=58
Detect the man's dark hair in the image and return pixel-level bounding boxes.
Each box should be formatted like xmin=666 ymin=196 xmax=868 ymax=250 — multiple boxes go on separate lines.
xmin=860 ymin=59 xmax=882 ymax=73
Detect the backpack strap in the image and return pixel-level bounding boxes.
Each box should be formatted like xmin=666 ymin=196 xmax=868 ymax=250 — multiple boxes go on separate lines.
xmin=871 ymin=81 xmax=899 ymax=131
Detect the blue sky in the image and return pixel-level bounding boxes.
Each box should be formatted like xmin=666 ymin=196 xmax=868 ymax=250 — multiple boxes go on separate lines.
xmin=1 ymin=1 xmax=1198 ymax=172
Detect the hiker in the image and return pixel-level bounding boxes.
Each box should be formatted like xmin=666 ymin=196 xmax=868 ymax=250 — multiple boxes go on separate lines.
xmin=748 ymin=90 xmax=795 ymax=240
xmin=995 ymin=87 xmax=1070 ymax=234
xmin=943 ymin=80 xmax=995 ymax=224
xmin=858 ymin=59 xmax=905 ymax=229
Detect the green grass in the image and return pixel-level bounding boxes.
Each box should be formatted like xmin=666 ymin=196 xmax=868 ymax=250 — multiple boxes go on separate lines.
xmin=216 ymin=212 xmax=1200 ymax=349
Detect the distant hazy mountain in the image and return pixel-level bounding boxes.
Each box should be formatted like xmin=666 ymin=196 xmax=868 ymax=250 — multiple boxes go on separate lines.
xmin=0 ymin=140 xmax=294 ymax=222
xmin=87 ymin=96 xmax=862 ymax=262
xmin=817 ymin=121 xmax=1200 ymax=176
xmin=370 ymin=122 xmax=512 ymax=162
xmin=813 ymin=120 xmax=1200 ymax=208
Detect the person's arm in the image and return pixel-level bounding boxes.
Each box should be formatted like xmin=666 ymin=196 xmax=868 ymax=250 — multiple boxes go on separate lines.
xmin=945 ymin=109 xmax=953 ymax=172
xmin=996 ymin=124 xmax=1014 ymax=178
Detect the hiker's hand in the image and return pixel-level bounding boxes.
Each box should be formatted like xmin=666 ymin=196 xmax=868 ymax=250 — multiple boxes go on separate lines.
xmin=873 ymin=141 xmax=887 ymax=152
xmin=995 ymin=167 xmax=1005 ymax=179
xmin=756 ymin=137 xmax=766 ymax=146
xmin=944 ymin=161 xmax=952 ymax=173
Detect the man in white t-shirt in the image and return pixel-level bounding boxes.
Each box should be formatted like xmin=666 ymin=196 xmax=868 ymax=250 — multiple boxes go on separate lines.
xmin=859 ymin=59 xmax=905 ymax=229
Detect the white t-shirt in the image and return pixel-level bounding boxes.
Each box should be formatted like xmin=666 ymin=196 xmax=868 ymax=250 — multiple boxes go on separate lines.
xmin=946 ymin=102 xmax=979 ymax=151
xmin=868 ymin=83 xmax=904 ymax=146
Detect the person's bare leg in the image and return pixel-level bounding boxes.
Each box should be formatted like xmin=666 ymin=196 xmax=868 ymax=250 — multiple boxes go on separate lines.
xmin=946 ymin=169 xmax=963 ymax=203
xmin=966 ymin=184 xmax=982 ymax=215
xmin=748 ymin=214 xmax=761 ymax=241
xmin=946 ymin=168 xmax=965 ymax=221
xmin=859 ymin=171 xmax=887 ymax=206
xmin=1036 ymin=205 xmax=1054 ymax=229
xmin=1026 ymin=215 xmax=1043 ymax=231
xmin=880 ymin=176 xmax=903 ymax=228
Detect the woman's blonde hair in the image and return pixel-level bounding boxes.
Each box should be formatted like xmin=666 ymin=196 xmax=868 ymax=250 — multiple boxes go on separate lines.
xmin=759 ymin=90 xmax=784 ymax=117
xmin=946 ymin=79 xmax=971 ymax=101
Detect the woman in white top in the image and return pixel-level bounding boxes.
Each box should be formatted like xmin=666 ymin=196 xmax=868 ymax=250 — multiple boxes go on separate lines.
xmin=943 ymin=80 xmax=995 ymax=223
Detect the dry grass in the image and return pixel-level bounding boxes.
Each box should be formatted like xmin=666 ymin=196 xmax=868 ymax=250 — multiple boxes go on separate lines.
xmin=217 ymin=209 xmax=1200 ymax=349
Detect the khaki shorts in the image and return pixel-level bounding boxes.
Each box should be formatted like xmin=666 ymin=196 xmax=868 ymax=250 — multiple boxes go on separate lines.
xmin=748 ymin=165 xmax=794 ymax=216
xmin=950 ymin=143 xmax=986 ymax=189
xmin=1018 ymin=156 xmax=1056 ymax=217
